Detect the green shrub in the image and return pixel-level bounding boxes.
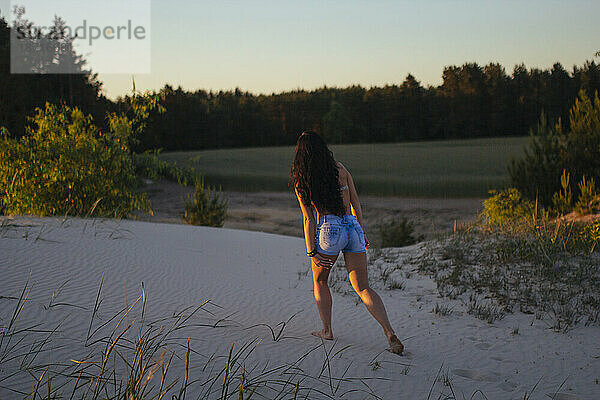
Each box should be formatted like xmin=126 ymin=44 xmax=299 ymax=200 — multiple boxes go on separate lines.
xmin=579 ymin=220 xmax=600 ymax=253
xmin=0 ymin=103 xmax=150 ymax=218
xmin=551 ymin=169 xmax=573 ymax=216
xmin=480 ymin=188 xmax=537 ymax=233
xmin=574 ymin=176 xmax=600 ymax=216
xmin=378 ymin=217 xmax=424 ymax=247
xmin=509 ymin=90 xmax=600 ymax=208
xmin=134 ymin=150 xmax=198 ymax=186
xmin=480 ymin=186 xmax=599 ymax=254
xmin=183 ymin=178 xmax=227 ymax=227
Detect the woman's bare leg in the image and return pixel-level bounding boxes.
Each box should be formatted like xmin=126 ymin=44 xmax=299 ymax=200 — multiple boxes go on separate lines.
xmin=311 ymin=253 xmax=338 ymax=339
xmin=344 ymin=251 xmax=404 ymax=354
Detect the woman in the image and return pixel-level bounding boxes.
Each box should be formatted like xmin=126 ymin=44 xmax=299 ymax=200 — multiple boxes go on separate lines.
xmin=290 ymin=131 xmax=404 ymax=355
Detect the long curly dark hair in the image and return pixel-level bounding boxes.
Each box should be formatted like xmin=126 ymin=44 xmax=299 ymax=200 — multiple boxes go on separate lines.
xmin=289 ymin=131 xmax=345 ymax=216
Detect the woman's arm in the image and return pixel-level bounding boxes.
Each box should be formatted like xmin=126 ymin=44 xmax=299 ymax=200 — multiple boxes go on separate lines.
xmin=294 ymin=188 xmax=334 ymax=268
xmin=345 ymin=167 xmax=364 ymax=227
xmin=343 ymin=165 xmax=370 ymax=248
xmin=295 ymin=188 xmax=316 ymax=254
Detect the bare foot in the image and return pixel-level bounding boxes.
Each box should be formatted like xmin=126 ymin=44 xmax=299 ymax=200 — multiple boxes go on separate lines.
xmin=311 ymin=329 xmax=334 ymax=340
xmin=388 ymin=335 xmax=404 ymax=355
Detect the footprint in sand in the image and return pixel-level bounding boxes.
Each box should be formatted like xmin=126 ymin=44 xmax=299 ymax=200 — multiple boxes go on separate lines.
xmin=452 ymin=369 xmax=499 ymax=382
xmin=544 ymin=393 xmax=579 ymax=400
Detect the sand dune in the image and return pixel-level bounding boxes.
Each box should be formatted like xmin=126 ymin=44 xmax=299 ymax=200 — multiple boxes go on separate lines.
xmin=1 ymin=216 xmax=598 ymax=399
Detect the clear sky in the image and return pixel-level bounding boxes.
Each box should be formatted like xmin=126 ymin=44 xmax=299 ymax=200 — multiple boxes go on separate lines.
xmin=5 ymin=0 xmax=600 ymax=99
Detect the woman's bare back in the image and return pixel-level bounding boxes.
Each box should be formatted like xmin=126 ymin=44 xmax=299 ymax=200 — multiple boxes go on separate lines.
xmin=313 ymin=161 xmax=353 ymax=218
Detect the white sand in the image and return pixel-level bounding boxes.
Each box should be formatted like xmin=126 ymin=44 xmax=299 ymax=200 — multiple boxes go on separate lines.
xmin=1 ymin=216 xmax=599 ymax=399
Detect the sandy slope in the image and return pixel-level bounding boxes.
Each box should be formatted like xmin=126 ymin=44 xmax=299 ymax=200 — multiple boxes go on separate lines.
xmin=1 ymin=217 xmax=598 ymax=399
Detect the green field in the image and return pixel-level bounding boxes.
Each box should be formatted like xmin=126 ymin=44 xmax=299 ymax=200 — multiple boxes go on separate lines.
xmin=161 ymin=136 xmax=529 ymax=197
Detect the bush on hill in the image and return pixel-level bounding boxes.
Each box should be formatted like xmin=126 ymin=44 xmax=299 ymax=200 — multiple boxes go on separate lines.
xmin=0 ymin=89 xmax=164 ymax=218
xmin=378 ymin=217 xmax=424 ymax=247
xmin=508 ymin=90 xmax=600 ymax=210
xmin=183 ymin=178 xmax=227 ymax=227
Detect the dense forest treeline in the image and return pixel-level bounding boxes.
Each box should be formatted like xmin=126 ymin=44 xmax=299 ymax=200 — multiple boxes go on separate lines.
xmin=0 ymin=14 xmax=112 ymax=137
xmin=129 ymin=60 xmax=600 ymax=151
xmin=2 ymin=13 xmax=600 ymax=151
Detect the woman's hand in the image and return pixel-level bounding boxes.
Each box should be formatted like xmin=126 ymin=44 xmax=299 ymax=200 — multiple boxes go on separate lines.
xmin=311 ymin=252 xmax=334 ymax=269
xmin=364 ymin=233 xmax=370 ymax=248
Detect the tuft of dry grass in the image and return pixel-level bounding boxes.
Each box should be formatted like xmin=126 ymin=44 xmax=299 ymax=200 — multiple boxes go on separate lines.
xmin=1 ymin=275 xmax=396 ymax=399
xmin=405 ymin=219 xmax=600 ymax=330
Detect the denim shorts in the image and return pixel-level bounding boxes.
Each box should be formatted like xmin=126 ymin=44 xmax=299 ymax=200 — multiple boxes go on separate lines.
xmin=315 ymin=214 xmax=366 ymax=255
